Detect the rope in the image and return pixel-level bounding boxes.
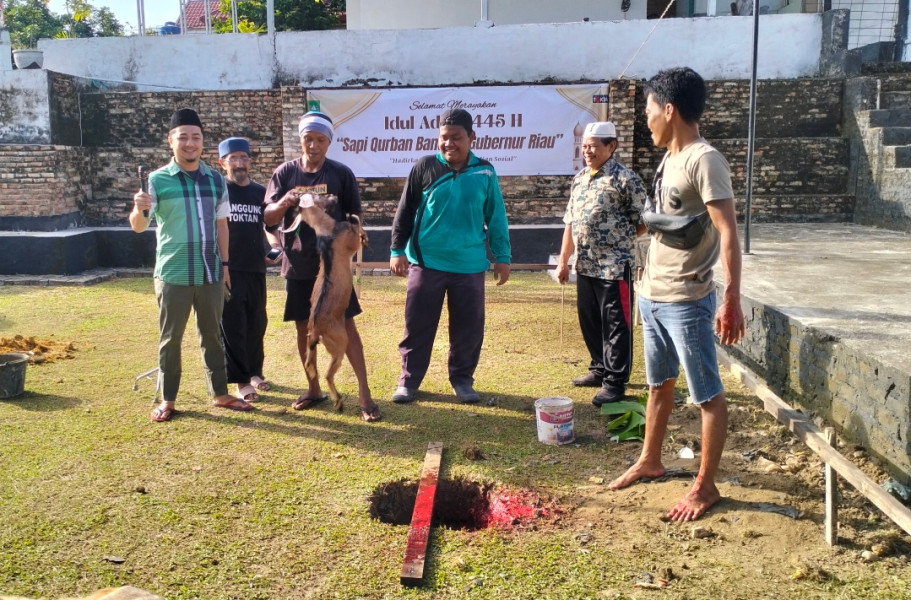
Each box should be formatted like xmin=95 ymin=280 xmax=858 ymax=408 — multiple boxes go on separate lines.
xmin=617 ymin=0 xmax=677 ymax=80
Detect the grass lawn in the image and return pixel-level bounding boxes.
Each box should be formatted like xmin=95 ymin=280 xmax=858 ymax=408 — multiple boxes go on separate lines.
xmin=0 ymin=273 xmax=909 ymax=599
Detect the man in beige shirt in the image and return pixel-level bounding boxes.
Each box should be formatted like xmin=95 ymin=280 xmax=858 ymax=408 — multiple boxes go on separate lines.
xmin=608 ymin=68 xmax=745 ymax=522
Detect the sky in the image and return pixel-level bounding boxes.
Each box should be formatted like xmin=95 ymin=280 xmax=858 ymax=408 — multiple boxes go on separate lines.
xmin=46 ymin=0 xmax=183 ymax=33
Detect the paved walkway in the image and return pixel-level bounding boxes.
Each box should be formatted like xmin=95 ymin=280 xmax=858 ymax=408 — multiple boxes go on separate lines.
xmin=736 ymin=223 xmax=911 ymax=375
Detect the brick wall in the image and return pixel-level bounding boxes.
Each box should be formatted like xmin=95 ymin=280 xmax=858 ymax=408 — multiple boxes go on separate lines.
xmin=701 ymin=79 xmax=844 ymax=139
xmin=281 ymin=87 xmax=308 ymax=162
xmin=0 ymin=145 xmax=91 ymax=229
xmin=0 ymin=77 xmax=853 ymax=228
xmin=82 ymin=145 xmax=286 ymax=225
xmin=80 ymin=89 xmax=284 ymax=148
xmin=632 ymin=78 xmax=851 ymax=224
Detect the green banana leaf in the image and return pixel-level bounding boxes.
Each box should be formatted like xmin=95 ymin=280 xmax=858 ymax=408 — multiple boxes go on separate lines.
xmin=602 ymin=398 xmax=647 ymax=442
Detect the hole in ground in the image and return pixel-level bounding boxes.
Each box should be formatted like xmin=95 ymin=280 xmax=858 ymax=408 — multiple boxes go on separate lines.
xmin=368 ymin=477 xmax=561 ymax=531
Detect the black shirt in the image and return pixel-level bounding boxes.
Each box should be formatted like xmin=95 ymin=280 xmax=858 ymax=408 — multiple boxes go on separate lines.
xmin=227 ymin=180 xmax=268 ymax=274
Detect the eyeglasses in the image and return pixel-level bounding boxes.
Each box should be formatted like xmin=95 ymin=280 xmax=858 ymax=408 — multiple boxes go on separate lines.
xmin=225 ymin=156 xmax=251 ymax=165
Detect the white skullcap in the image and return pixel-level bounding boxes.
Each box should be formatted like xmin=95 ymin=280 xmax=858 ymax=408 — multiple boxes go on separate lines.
xmin=583 ymin=121 xmax=617 ymax=138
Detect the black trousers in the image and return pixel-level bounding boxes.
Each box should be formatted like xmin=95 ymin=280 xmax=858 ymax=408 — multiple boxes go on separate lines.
xmin=220 ymin=270 xmax=268 ymax=384
xmin=398 ymin=266 xmax=485 ymax=389
xmin=576 ymin=268 xmax=634 ymax=387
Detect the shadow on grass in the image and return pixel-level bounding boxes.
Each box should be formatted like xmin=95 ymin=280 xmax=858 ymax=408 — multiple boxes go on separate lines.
xmin=174 ymin=391 xmax=540 ymax=440
xmin=0 ymin=391 xmax=82 ymax=412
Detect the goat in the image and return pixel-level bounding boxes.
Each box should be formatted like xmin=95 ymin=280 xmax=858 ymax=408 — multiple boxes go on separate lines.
xmin=285 ymin=194 xmax=368 ymax=412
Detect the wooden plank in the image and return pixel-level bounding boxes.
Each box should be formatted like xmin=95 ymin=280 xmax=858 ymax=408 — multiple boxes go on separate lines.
xmin=825 ymin=427 xmax=838 ymax=546
xmin=401 ymin=442 xmax=444 ymax=586
xmin=717 ymin=349 xmax=911 ymax=538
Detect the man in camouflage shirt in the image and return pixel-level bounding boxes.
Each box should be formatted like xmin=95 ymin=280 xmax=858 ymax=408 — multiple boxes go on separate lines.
xmin=556 ymin=121 xmax=647 ymax=406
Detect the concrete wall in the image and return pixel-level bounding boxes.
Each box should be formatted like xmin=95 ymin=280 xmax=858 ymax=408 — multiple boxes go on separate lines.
xmin=35 ymin=14 xmax=824 ymax=91
xmin=722 ymin=287 xmax=911 ymax=485
xmin=345 ymin=0 xmax=647 ymax=29
xmin=0 ymin=71 xmax=51 ymax=144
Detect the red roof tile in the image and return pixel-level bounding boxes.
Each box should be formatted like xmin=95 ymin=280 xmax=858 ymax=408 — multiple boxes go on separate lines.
xmin=181 ymin=0 xmax=228 ymax=29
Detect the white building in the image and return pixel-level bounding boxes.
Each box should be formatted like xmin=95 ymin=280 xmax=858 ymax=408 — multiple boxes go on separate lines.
xmin=346 ymin=0 xmax=908 ymax=56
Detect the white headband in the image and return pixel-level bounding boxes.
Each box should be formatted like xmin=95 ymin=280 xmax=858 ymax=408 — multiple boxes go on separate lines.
xmin=298 ymin=112 xmax=334 ymax=141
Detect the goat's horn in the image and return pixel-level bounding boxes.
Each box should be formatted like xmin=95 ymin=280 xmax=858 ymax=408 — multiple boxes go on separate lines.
xmin=282 ymin=210 xmax=303 ymax=234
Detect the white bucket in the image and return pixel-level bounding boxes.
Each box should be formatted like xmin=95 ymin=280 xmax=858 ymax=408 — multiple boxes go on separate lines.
xmin=534 ymin=397 xmax=575 ymax=445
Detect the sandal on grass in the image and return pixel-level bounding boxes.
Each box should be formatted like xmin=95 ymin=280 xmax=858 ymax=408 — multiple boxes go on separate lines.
xmin=213 ymin=397 xmax=254 ymax=412
xmin=150 ymin=406 xmax=175 ymax=422
xmin=292 ymin=393 xmax=328 ymax=411
xmin=238 ymin=384 xmax=259 ymax=402
xmin=251 ymin=376 xmax=271 ymax=392
xmin=360 ymin=403 xmax=382 ymax=423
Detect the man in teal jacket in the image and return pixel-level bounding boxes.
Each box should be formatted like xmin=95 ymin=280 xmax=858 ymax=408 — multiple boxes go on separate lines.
xmin=389 ymin=108 xmax=511 ymax=405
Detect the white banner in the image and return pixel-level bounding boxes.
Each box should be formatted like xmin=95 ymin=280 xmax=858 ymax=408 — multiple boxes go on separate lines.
xmin=307 ymin=85 xmax=608 ymax=177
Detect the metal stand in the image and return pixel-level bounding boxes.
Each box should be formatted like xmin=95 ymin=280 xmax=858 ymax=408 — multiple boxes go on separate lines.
xmin=132 ymin=367 xmax=160 ymax=403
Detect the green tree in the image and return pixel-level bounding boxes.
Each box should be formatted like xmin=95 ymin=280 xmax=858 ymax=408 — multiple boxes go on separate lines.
xmin=92 ymin=7 xmax=124 ymax=37
xmin=59 ymin=0 xmax=124 ymax=38
xmin=4 ymin=0 xmax=122 ymax=46
xmin=216 ymin=0 xmax=346 ymax=33
xmin=4 ymin=0 xmax=63 ymax=48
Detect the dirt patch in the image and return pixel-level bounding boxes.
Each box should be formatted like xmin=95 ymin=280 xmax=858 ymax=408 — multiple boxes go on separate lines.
xmin=0 ymin=335 xmax=77 ymax=364
xmin=369 ymin=477 xmax=565 ymax=531
xmin=571 ymin=397 xmax=911 ymax=596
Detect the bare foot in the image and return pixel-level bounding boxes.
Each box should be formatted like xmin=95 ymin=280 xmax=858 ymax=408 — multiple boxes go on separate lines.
xmin=666 ymin=483 xmax=721 ymax=522
xmin=608 ymin=461 xmax=666 ymax=490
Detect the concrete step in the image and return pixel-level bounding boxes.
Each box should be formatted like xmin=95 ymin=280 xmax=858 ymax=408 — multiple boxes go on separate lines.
xmin=876 ymin=73 xmax=911 ymax=93
xmin=883 ymin=145 xmax=911 ymax=169
xmin=881 ymin=127 xmax=911 ymax=146
xmin=867 ymin=108 xmax=911 ymax=127
xmin=878 ymin=164 xmax=911 ymax=192
xmin=882 ymin=91 xmax=911 ymax=109
xmin=860 ymin=61 xmax=911 ymax=76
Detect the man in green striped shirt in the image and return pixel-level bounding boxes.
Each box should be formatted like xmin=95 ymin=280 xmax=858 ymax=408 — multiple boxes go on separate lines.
xmin=130 ymin=108 xmax=253 ymax=422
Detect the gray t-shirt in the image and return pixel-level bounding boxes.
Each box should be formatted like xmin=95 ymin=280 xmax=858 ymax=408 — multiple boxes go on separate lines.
xmin=640 ymin=139 xmax=734 ymax=302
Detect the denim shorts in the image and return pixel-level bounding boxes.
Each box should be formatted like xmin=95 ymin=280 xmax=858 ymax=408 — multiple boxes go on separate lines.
xmin=639 ymin=293 xmax=724 ymax=405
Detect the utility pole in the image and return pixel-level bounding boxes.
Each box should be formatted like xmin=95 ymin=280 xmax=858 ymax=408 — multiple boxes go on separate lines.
xmin=137 ymin=0 xmax=145 ymax=36
xmin=180 ymin=0 xmax=188 ymax=34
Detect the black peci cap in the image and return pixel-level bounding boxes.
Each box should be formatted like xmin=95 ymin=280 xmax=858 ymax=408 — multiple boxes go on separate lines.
xmin=439 ymin=108 xmax=473 ymax=134
xmin=169 ymin=108 xmax=203 ymax=132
